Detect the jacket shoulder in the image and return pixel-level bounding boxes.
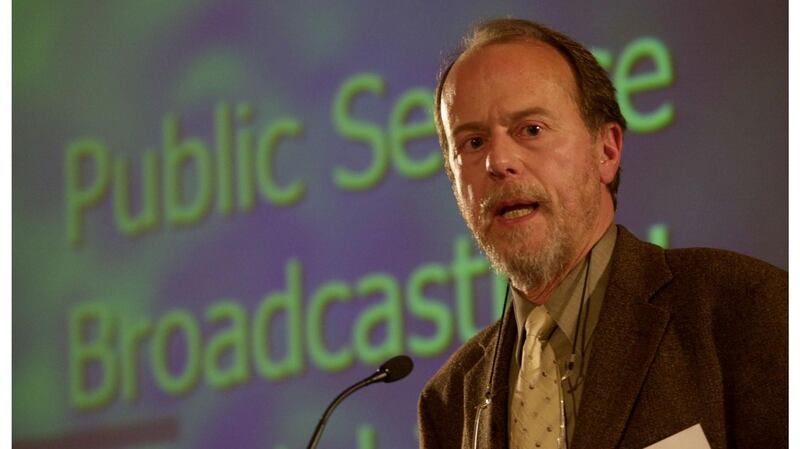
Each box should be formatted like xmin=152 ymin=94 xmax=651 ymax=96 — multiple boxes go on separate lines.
xmin=663 ymin=246 xmax=786 ymax=289
xmin=614 ymin=226 xmax=786 ymax=307
xmin=659 ymin=246 xmax=787 ymax=333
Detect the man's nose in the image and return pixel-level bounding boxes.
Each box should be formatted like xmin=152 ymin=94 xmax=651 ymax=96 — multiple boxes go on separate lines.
xmin=485 ymin=135 xmax=523 ymax=178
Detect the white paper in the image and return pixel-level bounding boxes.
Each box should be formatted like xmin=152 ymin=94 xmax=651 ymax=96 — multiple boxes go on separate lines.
xmin=643 ymin=423 xmax=711 ymax=449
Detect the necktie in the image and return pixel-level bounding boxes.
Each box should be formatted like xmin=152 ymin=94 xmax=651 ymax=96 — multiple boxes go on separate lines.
xmin=510 ymin=306 xmax=562 ymax=449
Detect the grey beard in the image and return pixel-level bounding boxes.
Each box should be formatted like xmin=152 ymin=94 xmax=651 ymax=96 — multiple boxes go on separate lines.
xmin=463 ymin=182 xmax=575 ymax=294
xmin=476 ymin=211 xmax=573 ymax=294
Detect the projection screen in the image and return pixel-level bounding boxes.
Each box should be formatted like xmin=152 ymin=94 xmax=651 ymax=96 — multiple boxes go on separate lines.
xmin=13 ymin=1 xmax=786 ymax=448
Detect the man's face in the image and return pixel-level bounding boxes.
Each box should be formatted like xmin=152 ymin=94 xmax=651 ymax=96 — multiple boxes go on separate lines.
xmin=441 ymin=40 xmax=611 ymax=294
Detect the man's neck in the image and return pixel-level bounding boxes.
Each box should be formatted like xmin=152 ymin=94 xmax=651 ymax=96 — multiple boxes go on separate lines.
xmin=522 ymin=218 xmax=614 ymax=305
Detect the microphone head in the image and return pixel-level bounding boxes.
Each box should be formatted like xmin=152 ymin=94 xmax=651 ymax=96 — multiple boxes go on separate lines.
xmin=378 ymin=355 xmax=414 ymax=383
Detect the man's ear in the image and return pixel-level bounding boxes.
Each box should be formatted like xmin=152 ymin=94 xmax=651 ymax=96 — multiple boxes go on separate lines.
xmin=597 ymin=122 xmax=623 ymax=185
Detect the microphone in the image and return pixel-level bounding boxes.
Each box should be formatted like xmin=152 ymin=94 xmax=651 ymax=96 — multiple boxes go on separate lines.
xmin=306 ymin=355 xmax=414 ymax=449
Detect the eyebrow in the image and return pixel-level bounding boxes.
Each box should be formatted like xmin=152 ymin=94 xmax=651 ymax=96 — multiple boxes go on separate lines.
xmin=450 ymin=122 xmax=484 ymax=137
xmin=508 ymin=107 xmax=554 ymax=123
xmin=450 ymin=107 xmax=555 ymax=137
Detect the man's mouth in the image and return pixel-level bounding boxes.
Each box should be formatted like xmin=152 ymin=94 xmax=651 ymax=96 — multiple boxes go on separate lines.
xmin=496 ymin=201 xmax=540 ymax=220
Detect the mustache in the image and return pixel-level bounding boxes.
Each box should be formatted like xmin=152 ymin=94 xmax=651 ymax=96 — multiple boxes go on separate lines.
xmin=479 ymin=183 xmax=550 ymax=218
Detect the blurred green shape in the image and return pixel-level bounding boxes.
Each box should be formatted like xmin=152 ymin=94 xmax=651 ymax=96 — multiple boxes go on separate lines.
xmin=259 ymin=2 xmax=353 ymax=66
xmin=12 ymin=0 xmax=197 ymax=97
xmin=12 ymin=348 xmax=62 ymax=437
xmin=12 ymin=0 xmax=63 ymax=94
xmin=647 ymin=223 xmax=670 ymax=249
xmin=175 ymin=48 xmax=251 ymax=105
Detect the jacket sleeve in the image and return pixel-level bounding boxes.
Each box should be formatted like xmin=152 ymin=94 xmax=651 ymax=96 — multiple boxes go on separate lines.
xmin=719 ymin=268 xmax=788 ymax=449
xmin=418 ymin=388 xmax=443 ymax=449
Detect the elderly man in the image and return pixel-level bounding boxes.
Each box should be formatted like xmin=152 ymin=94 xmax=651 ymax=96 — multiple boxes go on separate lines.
xmin=418 ymin=19 xmax=787 ymax=449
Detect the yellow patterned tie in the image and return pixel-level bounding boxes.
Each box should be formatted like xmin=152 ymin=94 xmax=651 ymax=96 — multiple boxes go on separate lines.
xmin=510 ymin=306 xmax=562 ymax=449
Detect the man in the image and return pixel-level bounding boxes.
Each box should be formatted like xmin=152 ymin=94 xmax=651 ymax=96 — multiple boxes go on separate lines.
xmin=418 ymin=18 xmax=787 ymax=449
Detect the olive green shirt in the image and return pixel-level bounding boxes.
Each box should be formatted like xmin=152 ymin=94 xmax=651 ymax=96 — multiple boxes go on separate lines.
xmin=508 ymin=224 xmax=617 ymax=445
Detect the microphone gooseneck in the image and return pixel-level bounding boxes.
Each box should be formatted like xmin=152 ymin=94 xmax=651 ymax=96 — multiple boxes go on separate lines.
xmin=306 ymin=355 xmax=414 ymax=449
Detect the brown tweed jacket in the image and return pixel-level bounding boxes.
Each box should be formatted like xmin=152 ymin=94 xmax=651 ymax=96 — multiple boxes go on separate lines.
xmin=418 ymin=226 xmax=787 ymax=449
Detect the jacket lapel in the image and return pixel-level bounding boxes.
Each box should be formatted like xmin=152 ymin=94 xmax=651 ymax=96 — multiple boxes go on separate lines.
xmin=571 ymin=227 xmax=672 ymax=449
xmin=466 ymin=301 xmax=518 ymax=449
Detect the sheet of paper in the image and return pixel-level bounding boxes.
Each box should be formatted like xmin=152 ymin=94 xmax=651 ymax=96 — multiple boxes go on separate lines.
xmin=644 ymin=423 xmax=711 ymax=449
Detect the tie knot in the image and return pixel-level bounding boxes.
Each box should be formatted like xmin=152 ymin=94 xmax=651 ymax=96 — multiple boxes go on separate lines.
xmin=524 ymin=306 xmax=557 ymax=344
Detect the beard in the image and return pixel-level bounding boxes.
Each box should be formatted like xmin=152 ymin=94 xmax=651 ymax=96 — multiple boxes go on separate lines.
xmin=456 ymin=178 xmax=598 ymax=294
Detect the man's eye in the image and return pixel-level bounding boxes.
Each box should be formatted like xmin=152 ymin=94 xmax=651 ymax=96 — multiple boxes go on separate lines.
xmin=463 ymin=137 xmax=484 ymax=150
xmin=523 ymin=125 xmax=542 ymax=137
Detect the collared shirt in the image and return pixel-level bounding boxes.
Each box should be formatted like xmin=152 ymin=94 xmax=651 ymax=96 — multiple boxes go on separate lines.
xmin=508 ymin=224 xmax=617 ymax=444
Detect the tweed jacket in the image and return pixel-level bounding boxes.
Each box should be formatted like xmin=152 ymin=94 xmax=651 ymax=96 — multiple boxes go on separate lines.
xmin=418 ymin=226 xmax=787 ymax=449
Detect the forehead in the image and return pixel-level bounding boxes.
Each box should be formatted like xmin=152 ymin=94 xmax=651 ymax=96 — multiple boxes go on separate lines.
xmin=441 ymin=40 xmax=579 ymax=124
